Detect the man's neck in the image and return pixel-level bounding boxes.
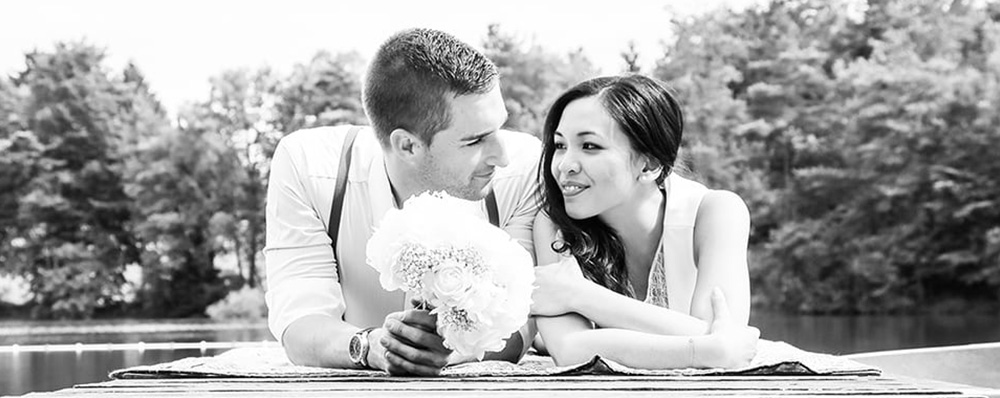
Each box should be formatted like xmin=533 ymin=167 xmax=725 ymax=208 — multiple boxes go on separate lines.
xmin=383 ymin=156 xmax=415 ymax=209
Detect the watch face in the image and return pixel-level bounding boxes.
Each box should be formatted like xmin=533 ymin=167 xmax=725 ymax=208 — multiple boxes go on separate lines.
xmin=349 ymin=334 xmax=362 ymax=362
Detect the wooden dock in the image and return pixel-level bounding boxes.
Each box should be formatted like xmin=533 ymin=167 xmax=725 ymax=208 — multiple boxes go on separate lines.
xmin=23 ymin=374 xmax=1000 ymax=397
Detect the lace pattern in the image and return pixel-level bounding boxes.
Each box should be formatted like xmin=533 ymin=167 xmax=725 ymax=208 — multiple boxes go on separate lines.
xmin=643 ymin=235 xmax=669 ymax=308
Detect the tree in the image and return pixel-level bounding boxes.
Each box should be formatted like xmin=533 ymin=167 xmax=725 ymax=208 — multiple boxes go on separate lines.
xmin=124 ymin=126 xmax=237 ymax=317
xmin=655 ymin=0 xmax=1000 ymax=313
xmin=178 ymin=51 xmax=367 ymax=290
xmin=274 ymin=50 xmax=366 ymax=137
xmin=4 ymin=42 xmax=154 ymax=318
xmin=621 ymin=41 xmax=642 ymax=73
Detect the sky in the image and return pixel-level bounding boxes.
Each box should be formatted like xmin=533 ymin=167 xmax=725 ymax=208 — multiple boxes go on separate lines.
xmin=0 ymin=0 xmax=765 ymax=116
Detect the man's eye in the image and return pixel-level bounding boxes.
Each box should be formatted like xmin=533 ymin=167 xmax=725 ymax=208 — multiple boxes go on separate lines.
xmin=466 ymin=138 xmax=483 ymax=146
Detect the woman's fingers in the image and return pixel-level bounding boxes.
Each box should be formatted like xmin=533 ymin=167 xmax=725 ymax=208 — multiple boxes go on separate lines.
xmin=709 ymin=287 xmax=732 ymax=333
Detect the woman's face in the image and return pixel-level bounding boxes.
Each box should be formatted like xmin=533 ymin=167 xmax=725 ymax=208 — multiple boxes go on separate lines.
xmin=551 ymin=96 xmax=645 ymax=220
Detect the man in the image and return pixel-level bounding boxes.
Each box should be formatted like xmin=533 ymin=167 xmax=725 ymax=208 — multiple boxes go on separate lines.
xmin=264 ymin=28 xmax=540 ymax=376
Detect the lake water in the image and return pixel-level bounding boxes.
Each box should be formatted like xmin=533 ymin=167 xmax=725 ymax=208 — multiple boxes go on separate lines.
xmin=2 ymin=313 xmax=999 ymax=396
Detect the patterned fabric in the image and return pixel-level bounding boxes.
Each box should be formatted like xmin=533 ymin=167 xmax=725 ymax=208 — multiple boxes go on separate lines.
xmin=108 ymin=340 xmax=880 ymax=379
xmin=643 ymin=233 xmax=669 ymax=308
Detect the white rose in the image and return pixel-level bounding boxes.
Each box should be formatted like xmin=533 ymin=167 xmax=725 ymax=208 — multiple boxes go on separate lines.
xmin=424 ymin=260 xmax=476 ymax=309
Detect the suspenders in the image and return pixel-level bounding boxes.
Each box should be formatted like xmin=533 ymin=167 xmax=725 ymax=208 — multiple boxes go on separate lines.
xmin=326 ymin=127 xmax=501 ymax=281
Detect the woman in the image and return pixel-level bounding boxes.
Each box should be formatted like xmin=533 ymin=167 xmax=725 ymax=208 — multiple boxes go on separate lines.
xmin=531 ymin=74 xmax=760 ymax=369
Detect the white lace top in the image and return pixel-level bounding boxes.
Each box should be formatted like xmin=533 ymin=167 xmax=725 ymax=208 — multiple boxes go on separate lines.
xmin=640 ymin=173 xmax=709 ymax=313
xmin=643 ymin=234 xmax=670 ymax=308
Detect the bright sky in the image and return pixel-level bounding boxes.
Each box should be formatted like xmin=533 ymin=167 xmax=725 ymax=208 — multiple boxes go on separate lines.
xmin=1 ymin=0 xmax=764 ymax=116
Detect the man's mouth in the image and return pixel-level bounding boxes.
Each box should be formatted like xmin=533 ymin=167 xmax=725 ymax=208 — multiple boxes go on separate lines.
xmin=473 ymin=170 xmax=495 ymax=180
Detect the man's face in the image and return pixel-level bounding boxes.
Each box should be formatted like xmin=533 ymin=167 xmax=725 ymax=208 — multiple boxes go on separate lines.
xmin=415 ymin=85 xmax=509 ymax=201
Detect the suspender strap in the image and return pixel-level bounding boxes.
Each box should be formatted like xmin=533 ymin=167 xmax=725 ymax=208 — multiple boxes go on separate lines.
xmin=328 ymin=126 xmax=501 ymax=274
xmin=328 ymin=126 xmax=361 ymax=279
xmin=486 ymin=188 xmax=499 ymax=227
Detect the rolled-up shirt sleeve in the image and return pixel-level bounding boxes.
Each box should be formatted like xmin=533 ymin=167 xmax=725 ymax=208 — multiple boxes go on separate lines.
xmin=264 ymin=139 xmax=346 ymax=343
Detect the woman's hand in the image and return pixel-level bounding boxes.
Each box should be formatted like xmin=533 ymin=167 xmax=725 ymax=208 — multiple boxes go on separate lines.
xmin=696 ymin=287 xmax=760 ymax=369
xmin=531 ymin=257 xmax=590 ymax=317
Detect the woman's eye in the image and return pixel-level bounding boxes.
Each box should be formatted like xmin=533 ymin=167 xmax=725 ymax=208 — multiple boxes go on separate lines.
xmin=582 ymin=142 xmax=601 ymax=150
xmin=553 ymin=142 xmax=566 ymax=150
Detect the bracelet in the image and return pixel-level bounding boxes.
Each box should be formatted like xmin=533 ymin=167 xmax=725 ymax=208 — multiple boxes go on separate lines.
xmin=688 ymin=337 xmax=696 ymax=367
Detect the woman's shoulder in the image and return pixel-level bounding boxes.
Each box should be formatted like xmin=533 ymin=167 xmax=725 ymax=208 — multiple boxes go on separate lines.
xmin=700 ymin=189 xmax=749 ymax=215
xmin=694 ymin=189 xmax=751 ymax=235
xmin=666 ymin=173 xmax=748 ymax=222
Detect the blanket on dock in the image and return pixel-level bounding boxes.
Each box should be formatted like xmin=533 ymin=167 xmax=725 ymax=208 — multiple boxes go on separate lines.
xmin=110 ymin=340 xmax=879 ymax=379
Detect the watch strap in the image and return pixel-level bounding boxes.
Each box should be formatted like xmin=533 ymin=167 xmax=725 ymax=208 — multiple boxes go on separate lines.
xmin=354 ymin=327 xmax=376 ymax=368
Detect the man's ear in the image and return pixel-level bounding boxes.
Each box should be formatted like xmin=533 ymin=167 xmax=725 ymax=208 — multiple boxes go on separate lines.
xmin=388 ymin=128 xmax=425 ymax=161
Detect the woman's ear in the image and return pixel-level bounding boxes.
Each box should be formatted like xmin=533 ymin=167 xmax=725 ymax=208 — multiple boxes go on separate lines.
xmin=388 ymin=128 xmax=425 ymax=162
xmin=639 ymin=158 xmax=663 ymax=183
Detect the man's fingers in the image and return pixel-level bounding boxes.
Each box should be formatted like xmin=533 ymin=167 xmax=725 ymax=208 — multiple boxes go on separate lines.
xmin=381 ymin=334 xmax=449 ymax=368
xmin=397 ymin=309 xmax=439 ymax=332
xmin=710 ymin=287 xmax=731 ymax=322
xmin=383 ymin=350 xmax=443 ymax=376
xmin=384 ymin=317 xmax=447 ymax=352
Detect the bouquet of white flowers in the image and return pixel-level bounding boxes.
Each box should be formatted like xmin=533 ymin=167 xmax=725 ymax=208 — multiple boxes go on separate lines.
xmin=366 ymin=192 xmax=534 ymax=360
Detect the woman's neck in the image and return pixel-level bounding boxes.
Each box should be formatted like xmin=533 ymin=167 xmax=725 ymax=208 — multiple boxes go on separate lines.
xmin=599 ymin=183 xmax=665 ymax=262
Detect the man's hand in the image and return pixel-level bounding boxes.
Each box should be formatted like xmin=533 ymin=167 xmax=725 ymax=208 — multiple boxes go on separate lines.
xmin=368 ymin=309 xmax=452 ymax=376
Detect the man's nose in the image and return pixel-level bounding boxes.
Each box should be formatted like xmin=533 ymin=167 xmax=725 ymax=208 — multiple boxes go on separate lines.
xmin=487 ymin=134 xmax=509 ymax=168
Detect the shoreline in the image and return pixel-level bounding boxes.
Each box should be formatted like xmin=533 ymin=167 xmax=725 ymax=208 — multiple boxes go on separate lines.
xmin=0 ymin=319 xmax=267 ymax=337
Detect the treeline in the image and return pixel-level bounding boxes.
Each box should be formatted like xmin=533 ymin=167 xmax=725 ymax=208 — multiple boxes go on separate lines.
xmin=1 ymin=0 xmax=998 ymax=319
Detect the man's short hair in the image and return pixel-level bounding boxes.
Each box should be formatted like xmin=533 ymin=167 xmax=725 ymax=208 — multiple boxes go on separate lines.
xmin=363 ymin=28 xmax=499 ymax=147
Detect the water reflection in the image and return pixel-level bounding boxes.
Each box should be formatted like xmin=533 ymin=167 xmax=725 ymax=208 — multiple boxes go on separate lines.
xmin=0 ymin=324 xmax=273 ymax=396
xmin=1 ymin=348 xmax=224 ymax=396
xmin=751 ymin=312 xmax=1000 ymax=355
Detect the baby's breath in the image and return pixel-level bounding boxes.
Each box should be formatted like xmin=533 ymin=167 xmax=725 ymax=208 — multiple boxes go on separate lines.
xmin=439 ymin=308 xmax=476 ymax=332
xmin=395 ymin=243 xmax=435 ymax=291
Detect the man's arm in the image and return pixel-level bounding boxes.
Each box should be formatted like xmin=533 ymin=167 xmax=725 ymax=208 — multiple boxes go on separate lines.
xmin=265 ymin=138 xmax=357 ymax=367
xmin=265 ymin=133 xmax=452 ymax=375
xmin=282 ymin=315 xmax=358 ymax=368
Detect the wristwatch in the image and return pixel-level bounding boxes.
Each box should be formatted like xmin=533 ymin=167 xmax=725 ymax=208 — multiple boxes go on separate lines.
xmin=348 ymin=327 xmax=376 ymax=368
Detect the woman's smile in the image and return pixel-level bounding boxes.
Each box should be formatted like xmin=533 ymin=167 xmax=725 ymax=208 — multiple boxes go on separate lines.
xmin=560 ymin=181 xmax=589 ymax=197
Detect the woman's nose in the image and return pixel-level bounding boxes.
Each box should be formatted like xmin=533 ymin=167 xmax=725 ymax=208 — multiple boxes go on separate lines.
xmin=556 ymin=153 xmax=580 ymax=175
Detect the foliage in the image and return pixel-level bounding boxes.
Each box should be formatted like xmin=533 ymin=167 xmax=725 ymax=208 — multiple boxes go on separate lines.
xmin=3 ymin=7 xmax=999 ymax=317
xmin=123 ymin=127 xmax=237 ymax=317
xmin=483 ymin=24 xmax=600 ymax=136
xmin=656 ymin=0 xmax=1000 ymax=313
xmin=206 ymin=285 xmax=267 ymax=321
xmin=0 ymin=43 xmax=150 ymax=318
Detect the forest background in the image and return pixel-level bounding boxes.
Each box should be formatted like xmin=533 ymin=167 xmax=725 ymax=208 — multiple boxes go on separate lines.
xmin=1 ymin=0 xmax=998 ymax=320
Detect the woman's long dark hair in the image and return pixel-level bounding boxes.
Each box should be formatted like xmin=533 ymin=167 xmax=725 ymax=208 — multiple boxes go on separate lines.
xmin=540 ymin=74 xmax=685 ymax=297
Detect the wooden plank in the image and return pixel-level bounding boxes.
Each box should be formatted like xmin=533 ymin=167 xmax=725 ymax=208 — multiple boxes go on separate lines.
xmin=25 ymin=376 xmax=983 ymax=398
xmin=34 ymin=390 xmax=983 ymax=398
xmin=23 ymin=375 xmax=991 ymax=398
